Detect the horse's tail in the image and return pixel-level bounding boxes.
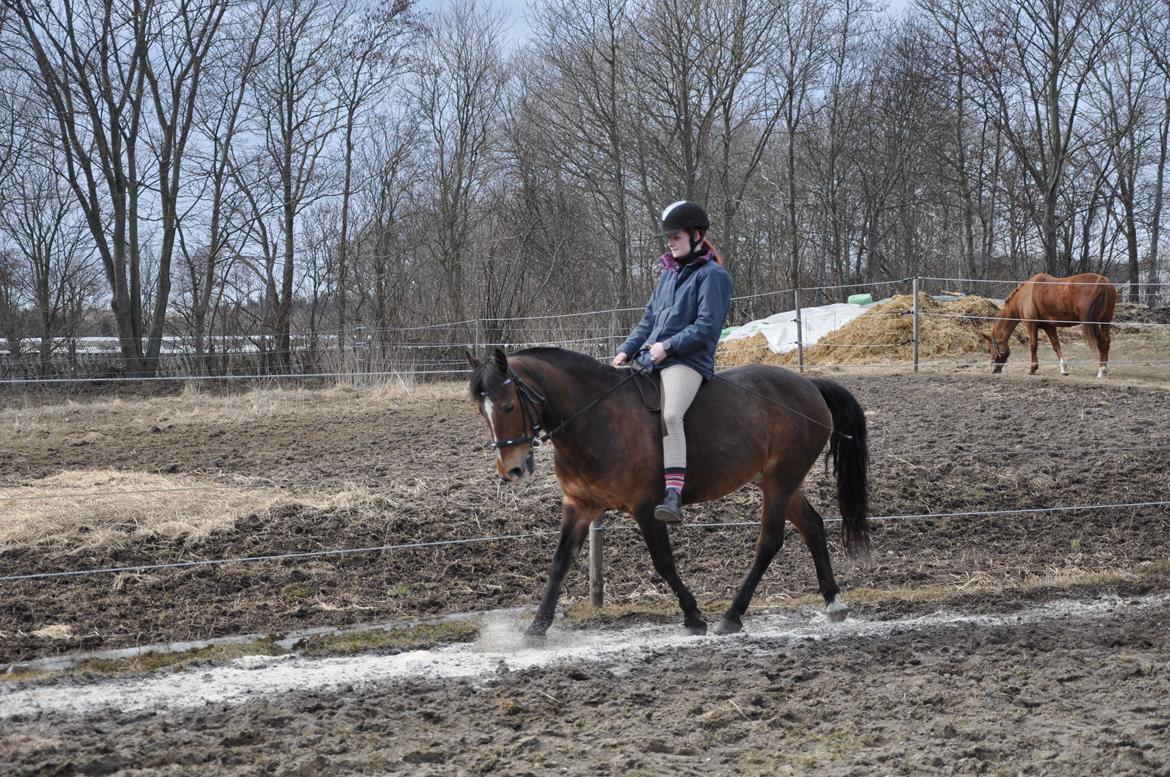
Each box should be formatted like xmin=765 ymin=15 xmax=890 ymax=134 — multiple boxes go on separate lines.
xmin=812 ymin=378 xmax=870 ymax=558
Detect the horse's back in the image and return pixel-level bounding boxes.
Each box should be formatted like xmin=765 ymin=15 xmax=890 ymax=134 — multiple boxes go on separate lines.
xmin=697 ymin=364 xmax=832 ymax=437
xmin=1023 ymin=273 xmax=1117 ymax=324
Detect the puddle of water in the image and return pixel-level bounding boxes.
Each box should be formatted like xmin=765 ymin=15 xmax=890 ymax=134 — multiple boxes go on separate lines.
xmin=1 ymin=594 xmax=1164 ymax=721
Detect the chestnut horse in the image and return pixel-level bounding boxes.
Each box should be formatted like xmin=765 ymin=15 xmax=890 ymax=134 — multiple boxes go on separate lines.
xmin=469 ymin=347 xmax=869 ymax=638
xmin=982 ymin=273 xmax=1117 ymax=378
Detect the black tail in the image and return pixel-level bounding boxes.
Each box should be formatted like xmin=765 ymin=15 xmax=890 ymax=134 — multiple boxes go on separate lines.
xmin=812 ymin=378 xmax=870 ymax=557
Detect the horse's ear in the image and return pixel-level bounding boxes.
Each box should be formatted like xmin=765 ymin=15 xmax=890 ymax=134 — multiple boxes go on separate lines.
xmin=466 ymin=350 xmax=480 ymax=368
xmin=492 ymin=347 xmax=508 ymax=372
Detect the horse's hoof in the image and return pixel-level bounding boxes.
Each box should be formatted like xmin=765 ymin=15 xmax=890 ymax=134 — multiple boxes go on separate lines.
xmin=713 ymin=617 xmax=742 ymax=635
xmin=683 ymin=620 xmax=707 ymax=636
xmin=826 ymin=600 xmax=849 ymax=623
xmin=522 ymin=628 xmax=548 ymax=647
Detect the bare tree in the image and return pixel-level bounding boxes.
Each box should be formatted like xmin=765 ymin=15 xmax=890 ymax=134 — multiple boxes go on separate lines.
xmin=1141 ymin=0 xmax=1170 ymax=303
xmin=237 ymin=0 xmax=348 ymax=369
xmin=411 ymin=0 xmax=508 ymax=323
xmin=958 ymin=0 xmax=1123 ymax=275
xmin=528 ymin=0 xmax=637 ymax=307
xmin=0 ymin=135 xmax=99 ymax=373
xmin=333 ymin=0 xmax=415 ymax=351
xmin=1093 ymin=4 xmax=1156 ymax=299
xmin=2 ymin=0 xmax=229 ymax=375
xmin=178 ymin=0 xmax=272 ymax=373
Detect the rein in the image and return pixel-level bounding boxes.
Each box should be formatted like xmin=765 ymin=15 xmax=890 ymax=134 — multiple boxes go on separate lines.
xmin=491 ymin=362 xmax=850 ymax=451
xmin=710 ymin=373 xmax=852 ymax=440
xmin=487 ymin=366 xmax=646 ymax=451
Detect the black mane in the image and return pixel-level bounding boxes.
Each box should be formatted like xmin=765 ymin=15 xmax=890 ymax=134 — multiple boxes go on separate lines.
xmin=469 ymin=347 xmax=615 ymax=399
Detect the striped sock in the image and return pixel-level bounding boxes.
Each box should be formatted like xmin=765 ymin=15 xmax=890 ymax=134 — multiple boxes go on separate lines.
xmin=664 ymin=467 xmax=686 ymax=494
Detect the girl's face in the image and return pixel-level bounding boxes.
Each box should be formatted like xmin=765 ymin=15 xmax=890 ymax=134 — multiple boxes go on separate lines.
xmin=664 ymin=229 xmax=692 ymax=258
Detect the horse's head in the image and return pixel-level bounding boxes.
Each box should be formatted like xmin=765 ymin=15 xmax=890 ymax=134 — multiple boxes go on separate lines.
xmin=468 ymin=348 xmax=542 ymax=483
xmin=980 ymin=331 xmax=1010 ymax=373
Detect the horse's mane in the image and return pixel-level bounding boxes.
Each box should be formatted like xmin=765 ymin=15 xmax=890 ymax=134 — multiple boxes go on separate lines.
xmin=469 ymin=347 xmax=613 ymax=399
xmin=1001 ymin=283 xmax=1023 ymax=310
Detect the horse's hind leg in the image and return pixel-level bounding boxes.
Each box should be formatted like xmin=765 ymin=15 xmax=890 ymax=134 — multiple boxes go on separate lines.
xmin=1084 ymin=322 xmax=1110 ymax=379
xmin=1043 ymin=325 xmax=1068 ymax=375
xmin=714 ymin=483 xmax=790 ymax=635
xmin=788 ymin=492 xmax=848 ymax=622
xmin=635 ymin=506 xmax=706 ymax=635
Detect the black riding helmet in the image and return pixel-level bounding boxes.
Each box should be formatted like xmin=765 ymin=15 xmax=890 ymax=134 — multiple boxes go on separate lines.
xmin=656 ymin=200 xmax=710 ymax=237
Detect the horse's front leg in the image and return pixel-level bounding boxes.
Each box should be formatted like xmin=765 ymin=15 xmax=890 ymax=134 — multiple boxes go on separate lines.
xmin=528 ymin=498 xmax=597 ymax=638
xmin=1027 ymin=322 xmax=1040 ymax=374
xmin=635 ymin=505 xmax=707 ymax=635
xmin=1043 ymin=326 xmax=1068 ymax=375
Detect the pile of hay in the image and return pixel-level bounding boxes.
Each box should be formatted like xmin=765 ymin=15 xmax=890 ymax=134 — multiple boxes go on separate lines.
xmin=717 ymin=293 xmax=1002 ymax=367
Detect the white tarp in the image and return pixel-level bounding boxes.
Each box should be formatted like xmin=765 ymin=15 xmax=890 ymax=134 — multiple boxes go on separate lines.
xmin=721 ymin=302 xmax=871 ymax=354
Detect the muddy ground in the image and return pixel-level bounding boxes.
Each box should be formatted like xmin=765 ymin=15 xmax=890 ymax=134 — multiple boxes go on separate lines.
xmin=2 ymin=368 xmax=1168 ymax=663
xmin=1 ymin=364 xmax=1170 ymax=773
xmin=3 ymin=591 xmax=1170 ymax=776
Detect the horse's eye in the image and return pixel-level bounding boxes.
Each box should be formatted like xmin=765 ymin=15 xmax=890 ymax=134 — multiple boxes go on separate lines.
xmin=503 ymin=403 xmax=515 ymax=413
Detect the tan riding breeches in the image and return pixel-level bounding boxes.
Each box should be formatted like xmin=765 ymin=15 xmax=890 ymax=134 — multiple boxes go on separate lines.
xmin=660 ymin=364 xmax=703 ymax=470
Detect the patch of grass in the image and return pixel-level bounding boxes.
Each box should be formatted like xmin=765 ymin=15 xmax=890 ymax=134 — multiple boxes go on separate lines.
xmin=4 ymin=619 xmax=482 ymax=685
xmin=299 ymin=620 xmax=478 ymax=657
xmin=1 ymin=638 xmax=287 ymax=685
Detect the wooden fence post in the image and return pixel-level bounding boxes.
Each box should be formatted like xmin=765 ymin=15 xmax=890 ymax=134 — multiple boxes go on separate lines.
xmin=794 ymin=287 xmax=804 ymax=372
xmin=589 ymin=515 xmax=604 ymax=608
xmin=912 ymin=277 xmax=920 ymax=373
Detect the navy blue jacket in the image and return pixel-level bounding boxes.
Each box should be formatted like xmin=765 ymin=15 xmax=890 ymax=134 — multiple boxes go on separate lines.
xmin=619 ymin=255 xmax=732 ymax=379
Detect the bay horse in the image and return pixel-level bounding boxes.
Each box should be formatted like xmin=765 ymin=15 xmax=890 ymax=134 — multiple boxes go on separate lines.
xmin=981 ymin=273 xmax=1117 ymax=378
xmin=468 ymin=347 xmax=869 ymax=638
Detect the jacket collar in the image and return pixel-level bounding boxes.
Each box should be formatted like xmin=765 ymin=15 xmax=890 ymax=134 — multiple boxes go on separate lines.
xmin=659 ymin=247 xmax=713 ymax=272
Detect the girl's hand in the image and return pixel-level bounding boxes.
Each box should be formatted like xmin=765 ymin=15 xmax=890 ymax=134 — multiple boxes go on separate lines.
xmin=650 ymin=342 xmax=667 ymax=363
xmin=612 ymin=352 xmax=628 ymax=367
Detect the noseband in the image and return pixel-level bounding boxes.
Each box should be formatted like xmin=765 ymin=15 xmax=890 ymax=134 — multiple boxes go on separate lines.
xmin=991 ymin=339 xmax=1008 ymax=362
xmin=484 ymin=370 xmax=547 ymax=451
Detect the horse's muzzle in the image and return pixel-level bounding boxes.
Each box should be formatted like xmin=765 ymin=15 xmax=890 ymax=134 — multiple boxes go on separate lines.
xmin=501 ymin=451 xmax=535 ymax=482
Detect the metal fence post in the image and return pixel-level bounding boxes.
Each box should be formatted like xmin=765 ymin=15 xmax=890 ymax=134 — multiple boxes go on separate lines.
xmin=794 ymin=287 xmax=804 ymax=372
xmin=912 ymin=277 xmax=920 ymax=373
xmin=589 ymin=515 xmax=605 ymax=608
xmin=354 ymin=324 xmax=366 ymax=382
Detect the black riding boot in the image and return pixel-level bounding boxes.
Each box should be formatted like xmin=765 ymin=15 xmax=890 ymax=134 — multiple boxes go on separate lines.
xmin=654 ymin=489 xmax=684 ymax=525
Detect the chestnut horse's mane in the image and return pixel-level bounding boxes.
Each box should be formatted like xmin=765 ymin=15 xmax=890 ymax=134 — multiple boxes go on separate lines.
xmin=1000 ymin=282 xmax=1026 ymax=315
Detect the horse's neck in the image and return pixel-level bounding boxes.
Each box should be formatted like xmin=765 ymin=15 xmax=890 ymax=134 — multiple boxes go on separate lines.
xmin=522 ymin=359 xmax=616 ymax=433
xmin=994 ymin=299 xmax=1023 ymax=340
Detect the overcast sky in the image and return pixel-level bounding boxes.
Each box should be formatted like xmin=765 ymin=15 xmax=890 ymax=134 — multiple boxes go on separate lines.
xmin=414 ymin=0 xmax=915 ymax=51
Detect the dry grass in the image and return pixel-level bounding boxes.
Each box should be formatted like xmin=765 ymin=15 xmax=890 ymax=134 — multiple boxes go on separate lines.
xmin=0 ymin=380 xmax=464 ymax=425
xmin=0 ymin=469 xmax=441 ymax=554
xmin=718 ymin=293 xmax=1002 ymax=368
xmin=0 ymin=470 xmax=284 ymax=552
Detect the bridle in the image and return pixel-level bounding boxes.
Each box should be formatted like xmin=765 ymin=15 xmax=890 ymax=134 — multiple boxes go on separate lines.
xmin=990 ymin=338 xmax=1008 ymax=363
xmin=483 ymin=370 xmax=547 ymax=451
xmin=481 ymin=365 xmax=651 ymax=453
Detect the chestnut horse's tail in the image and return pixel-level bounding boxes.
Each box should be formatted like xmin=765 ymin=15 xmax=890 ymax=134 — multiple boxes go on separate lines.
xmin=812 ymin=378 xmax=871 ymax=557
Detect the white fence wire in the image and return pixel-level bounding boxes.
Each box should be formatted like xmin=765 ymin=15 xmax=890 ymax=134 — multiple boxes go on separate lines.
xmin=2 ymin=500 xmax=1167 ymax=584
xmin=1 ymin=272 xmax=1167 ymax=594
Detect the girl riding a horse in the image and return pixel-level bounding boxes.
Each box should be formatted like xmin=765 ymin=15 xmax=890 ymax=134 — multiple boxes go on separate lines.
xmin=611 ymin=201 xmax=732 ymax=525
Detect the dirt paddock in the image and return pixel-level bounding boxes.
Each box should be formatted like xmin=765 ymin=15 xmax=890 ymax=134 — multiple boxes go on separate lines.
xmin=1 ymin=355 xmax=1169 ymax=774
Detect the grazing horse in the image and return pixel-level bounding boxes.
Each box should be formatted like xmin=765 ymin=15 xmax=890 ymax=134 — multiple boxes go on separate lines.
xmin=468 ymin=347 xmax=869 ymax=637
xmin=982 ymin=273 xmax=1117 ymax=379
